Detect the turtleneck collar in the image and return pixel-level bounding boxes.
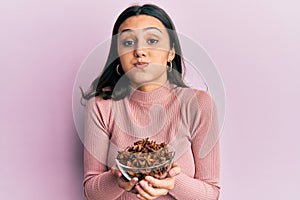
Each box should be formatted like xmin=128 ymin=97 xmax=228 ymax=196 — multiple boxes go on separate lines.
xmin=128 ymin=80 xmax=174 ymax=103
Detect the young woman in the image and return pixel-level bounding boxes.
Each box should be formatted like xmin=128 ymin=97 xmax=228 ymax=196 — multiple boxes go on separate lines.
xmin=82 ymin=4 xmax=220 ymax=200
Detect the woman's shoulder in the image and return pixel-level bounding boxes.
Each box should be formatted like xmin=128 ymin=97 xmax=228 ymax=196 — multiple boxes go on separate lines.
xmin=173 ymin=86 xmax=213 ymax=104
xmin=85 ymin=96 xmax=113 ymax=112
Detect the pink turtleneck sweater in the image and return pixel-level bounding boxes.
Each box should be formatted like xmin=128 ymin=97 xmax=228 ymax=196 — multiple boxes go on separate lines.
xmin=83 ymin=81 xmax=220 ymax=200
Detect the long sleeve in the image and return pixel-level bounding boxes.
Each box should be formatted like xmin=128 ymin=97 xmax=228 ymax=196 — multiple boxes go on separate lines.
xmin=83 ymin=97 xmax=125 ymax=200
xmin=169 ymin=91 xmax=220 ymax=200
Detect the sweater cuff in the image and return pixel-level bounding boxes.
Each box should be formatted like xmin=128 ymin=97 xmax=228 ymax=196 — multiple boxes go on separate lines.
xmin=169 ymin=173 xmax=220 ymax=200
xmin=84 ymin=171 xmax=125 ymax=200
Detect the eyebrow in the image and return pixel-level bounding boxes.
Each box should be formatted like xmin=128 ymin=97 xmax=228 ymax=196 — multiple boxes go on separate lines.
xmin=120 ymin=27 xmax=162 ymax=35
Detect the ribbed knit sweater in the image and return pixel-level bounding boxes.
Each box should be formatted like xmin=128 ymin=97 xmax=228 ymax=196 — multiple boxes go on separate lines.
xmin=83 ymin=81 xmax=220 ymax=200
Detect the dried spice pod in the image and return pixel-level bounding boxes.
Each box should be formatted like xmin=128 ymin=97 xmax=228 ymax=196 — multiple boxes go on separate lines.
xmin=116 ymin=138 xmax=175 ymax=181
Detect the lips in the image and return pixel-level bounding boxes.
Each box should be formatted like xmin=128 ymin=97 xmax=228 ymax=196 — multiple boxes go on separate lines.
xmin=134 ymin=62 xmax=149 ymax=68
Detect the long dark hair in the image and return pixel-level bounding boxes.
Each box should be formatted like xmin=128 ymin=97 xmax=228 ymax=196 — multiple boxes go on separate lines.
xmin=82 ymin=4 xmax=188 ymax=101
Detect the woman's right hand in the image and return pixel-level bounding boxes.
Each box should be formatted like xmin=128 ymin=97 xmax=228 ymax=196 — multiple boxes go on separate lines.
xmin=111 ymin=165 xmax=139 ymax=193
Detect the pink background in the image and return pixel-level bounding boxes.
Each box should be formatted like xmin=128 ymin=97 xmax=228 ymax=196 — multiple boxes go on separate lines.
xmin=1 ymin=0 xmax=299 ymax=199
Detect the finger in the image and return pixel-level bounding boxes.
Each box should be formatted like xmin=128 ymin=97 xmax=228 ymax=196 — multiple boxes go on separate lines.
xmin=139 ymin=180 xmax=168 ymax=197
xmin=144 ymin=176 xmax=174 ymax=190
xmin=110 ymin=166 xmax=122 ymax=177
xmin=119 ymin=177 xmax=138 ymax=191
xmin=137 ymin=193 xmax=147 ymax=200
xmin=168 ymin=162 xmax=181 ymax=177
xmin=135 ymin=184 xmax=155 ymax=200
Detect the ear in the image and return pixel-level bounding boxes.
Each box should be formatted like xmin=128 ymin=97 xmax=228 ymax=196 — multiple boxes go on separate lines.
xmin=168 ymin=44 xmax=175 ymax=62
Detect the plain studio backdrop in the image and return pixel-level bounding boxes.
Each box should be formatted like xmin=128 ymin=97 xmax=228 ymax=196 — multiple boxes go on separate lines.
xmin=0 ymin=0 xmax=299 ymax=199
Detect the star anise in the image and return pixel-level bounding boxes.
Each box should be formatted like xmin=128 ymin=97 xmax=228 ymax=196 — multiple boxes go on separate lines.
xmin=116 ymin=138 xmax=174 ymax=180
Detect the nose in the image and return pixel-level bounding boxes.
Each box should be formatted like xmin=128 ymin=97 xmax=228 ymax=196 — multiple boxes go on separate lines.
xmin=134 ymin=42 xmax=146 ymax=57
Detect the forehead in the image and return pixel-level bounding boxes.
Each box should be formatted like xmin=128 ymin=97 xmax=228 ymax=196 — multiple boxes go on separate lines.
xmin=118 ymin=15 xmax=166 ymax=33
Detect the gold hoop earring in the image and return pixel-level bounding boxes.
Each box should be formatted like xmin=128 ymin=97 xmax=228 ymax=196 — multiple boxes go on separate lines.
xmin=167 ymin=61 xmax=173 ymax=72
xmin=116 ymin=64 xmax=121 ymax=76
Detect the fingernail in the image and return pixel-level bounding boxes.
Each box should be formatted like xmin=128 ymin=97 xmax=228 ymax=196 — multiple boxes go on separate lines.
xmin=140 ymin=181 xmax=145 ymax=187
xmin=136 ymin=185 xmax=141 ymax=191
xmin=131 ymin=178 xmax=137 ymax=183
xmin=169 ymin=170 xmax=174 ymax=176
xmin=145 ymin=176 xmax=151 ymax=181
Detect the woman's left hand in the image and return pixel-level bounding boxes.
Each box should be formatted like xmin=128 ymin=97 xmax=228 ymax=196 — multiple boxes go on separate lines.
xmin=135 ymin=163 xmax=181 ymax=200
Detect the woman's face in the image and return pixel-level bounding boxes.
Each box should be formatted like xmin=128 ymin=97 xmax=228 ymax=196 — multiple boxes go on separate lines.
xmin=117 ymin=15 xmax=175 ymax=91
